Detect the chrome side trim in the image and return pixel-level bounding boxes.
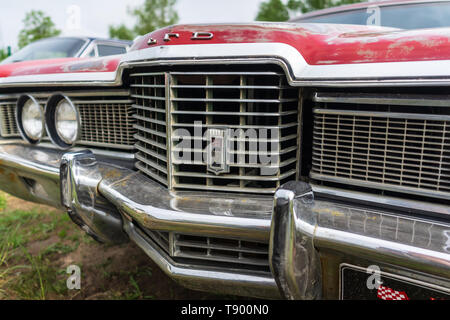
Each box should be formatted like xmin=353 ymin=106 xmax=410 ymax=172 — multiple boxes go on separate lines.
xmin=311 ymin=184 xmax=450 ymax=218
xmin=0 ymin=89 xmax=130 ymax=100
xmin=314 ymin=92 xmax=450 ymax=107
xmin=2 ymin=42 xmax=450 ymax=88
xmin=123 ymin=220 xmax=280 ymax=299
xmin=311 ymin=173 xmax=450 ymax=202
xmin=0 ymin=71 xmax=119 ymax=87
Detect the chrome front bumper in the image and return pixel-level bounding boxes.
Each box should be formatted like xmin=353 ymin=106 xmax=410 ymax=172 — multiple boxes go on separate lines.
xmin=0 ymin=142 xmax=449 ymax=299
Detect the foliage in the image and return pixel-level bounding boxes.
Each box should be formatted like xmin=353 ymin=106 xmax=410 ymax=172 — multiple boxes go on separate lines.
xmin=109 ymin=24 xmax=136 ymax=41
xmin=256 ymin=0 xmax=364 ymax=21
xmin=109 ymin=0 xmax=179 ymax=40
xmin=256 ymin=0 xmax=290 ymax=21
xmin=0 ymin=48 xmax=9 ymax=63
xmin=18 ymin=10 xmax=61 ymax=49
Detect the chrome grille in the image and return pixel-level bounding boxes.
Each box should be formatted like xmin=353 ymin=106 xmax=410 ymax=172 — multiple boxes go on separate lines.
xmin=131 ymin=66 xmax=300 ymax=194
xmin=131 ymin=72 xmax=169 ymax=186
xmin=143 ymin=228 xmax=270 ymax=272
xmin=311 ymin=92 xmax=450 ymax=200
xmin=0 ymin=100 xmax=19 ymax=137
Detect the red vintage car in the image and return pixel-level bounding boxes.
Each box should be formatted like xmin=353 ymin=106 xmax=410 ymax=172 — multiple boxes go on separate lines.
xmin=0 ymin=0 xmax=448 ymax=300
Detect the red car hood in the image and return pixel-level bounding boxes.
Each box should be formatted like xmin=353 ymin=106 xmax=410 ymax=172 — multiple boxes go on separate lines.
xmin=132 ymin=23 xmax=450 ymax=65
xmin=0 ymin=56 xmax=121 ymax=78
xmin=3 ymin=23 xmax=450 ymax=80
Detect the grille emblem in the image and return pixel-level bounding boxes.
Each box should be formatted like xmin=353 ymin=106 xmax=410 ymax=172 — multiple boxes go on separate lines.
xmin=207 ymin=129 xmax=230 ymax=175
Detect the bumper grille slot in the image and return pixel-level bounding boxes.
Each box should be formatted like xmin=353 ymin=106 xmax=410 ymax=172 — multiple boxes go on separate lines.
xmin=311 ymin=92 xmax=450 ymax=200
xmin=141 ymin=227 xmax=270 ymax=272
xmin=173 ymin=234 xmax=269 ymax=268
xmin=0 ymin=100 xmax=19 ymax=137
xmin=131 ymin=66 xmax=300 ymax=194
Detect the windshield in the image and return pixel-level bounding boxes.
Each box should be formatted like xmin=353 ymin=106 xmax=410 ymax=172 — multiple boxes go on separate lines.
xmin=2 ymin=38 xmax=87 ymax=64
xmin=295 ymin=1 xmax=450 ymax=29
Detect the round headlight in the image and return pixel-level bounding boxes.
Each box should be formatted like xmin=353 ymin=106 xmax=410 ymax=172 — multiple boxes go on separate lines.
xmin=17 ymin=95 xmax=44 ymax=144
xmin=45 ymin=94 xmax=80 ymax=149
xmin=55 ymin=99 xmax=78 ymax=144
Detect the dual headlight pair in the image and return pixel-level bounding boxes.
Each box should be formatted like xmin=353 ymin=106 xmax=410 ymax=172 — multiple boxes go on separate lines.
xmin=16 ymin=94 xmax=79 ymax=149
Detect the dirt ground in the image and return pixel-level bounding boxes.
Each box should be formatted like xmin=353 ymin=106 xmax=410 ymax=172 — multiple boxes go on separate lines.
xmin=0 ymin=192 xmax=232 ymax=300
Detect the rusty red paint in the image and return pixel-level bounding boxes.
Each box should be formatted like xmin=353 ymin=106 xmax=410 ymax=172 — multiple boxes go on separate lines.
xmin=132 ymin=23 xmax=450 ymax=65
xmin=0 ymin=56 xmax=121 ymax=78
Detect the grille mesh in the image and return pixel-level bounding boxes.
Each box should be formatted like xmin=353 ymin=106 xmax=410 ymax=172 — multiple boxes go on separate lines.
xmin=131 ymin=66 xmax=300 ymax=194
xmin=77 ymin=101 xmax=135 ymax=149
xmin=311 ymin=95 xmax=450 ymax=200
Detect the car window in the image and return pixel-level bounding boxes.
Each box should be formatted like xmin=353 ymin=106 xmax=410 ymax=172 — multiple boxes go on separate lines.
xmin=97 ymin=45 xmax=127 ymax=57
xmin=2 ymin=38 xmax=86 ymax=64
xmin=87 ymin=48 xmax=96 ymax=57
xmin=296 ymin=2 xmax=450 ymax=29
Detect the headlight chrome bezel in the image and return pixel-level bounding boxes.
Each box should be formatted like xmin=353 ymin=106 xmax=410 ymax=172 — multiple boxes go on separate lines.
xmin=45 ymin=94 xmax=81 ymax=149
xmin=16 ymin=94 xmax=45 ymax=144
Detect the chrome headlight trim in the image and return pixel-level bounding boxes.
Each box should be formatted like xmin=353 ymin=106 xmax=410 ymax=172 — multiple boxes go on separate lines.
xmin=45 ymin=94 xmax=81 ymax=149
xmin=16 ymin=94 xmax=44 ymax=144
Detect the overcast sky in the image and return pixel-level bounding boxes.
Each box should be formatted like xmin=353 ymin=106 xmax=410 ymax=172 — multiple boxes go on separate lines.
xmin=0 ymin=0 xmax=271 ymax=50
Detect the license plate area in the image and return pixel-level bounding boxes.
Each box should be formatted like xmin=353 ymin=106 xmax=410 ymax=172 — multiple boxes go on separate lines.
xmin=340 ymin=264 xmax=450 ymax=300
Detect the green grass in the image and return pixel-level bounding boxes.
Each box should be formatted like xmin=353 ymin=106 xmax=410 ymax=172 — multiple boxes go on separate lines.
xmin=0 ymin=194 xmax=74 ymax=299
xmin=0 ymin=193 xmax=6 ymax=211
xmin=11 ymin=248 xmax=68 ymax=300
xmin=0 ymin=192 xmax=233 ymax=300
